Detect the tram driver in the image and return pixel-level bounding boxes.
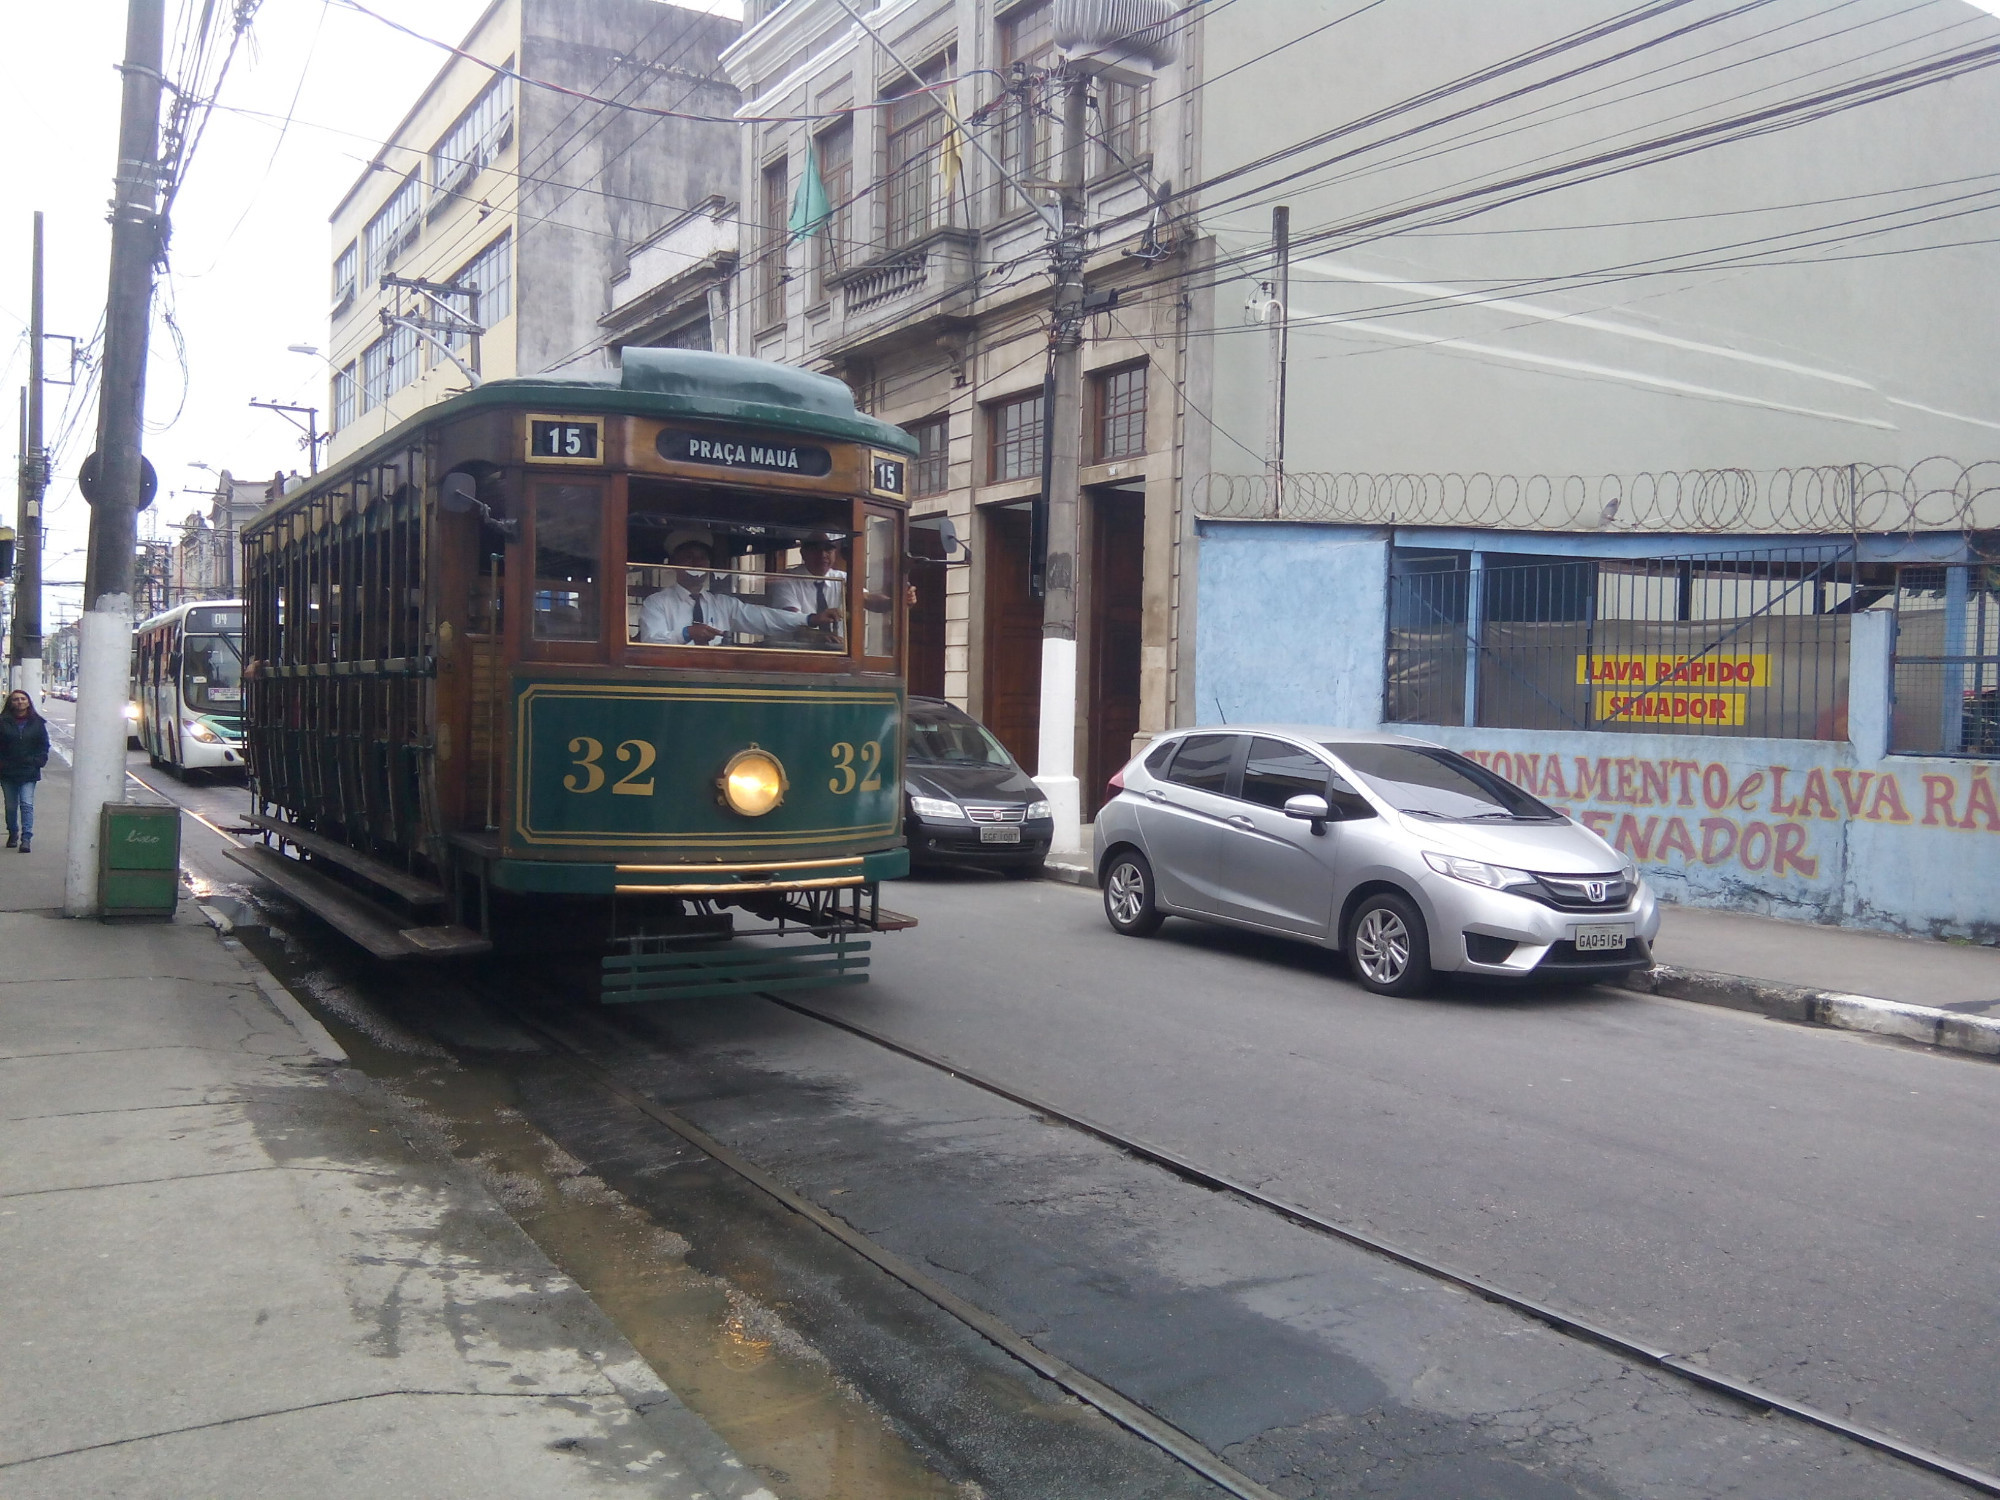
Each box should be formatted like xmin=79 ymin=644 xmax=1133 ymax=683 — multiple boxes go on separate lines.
xmin=637 ymin=530 xmax=807 ymax=646
xmin=765 ymin=531 xmax=916 ymax=646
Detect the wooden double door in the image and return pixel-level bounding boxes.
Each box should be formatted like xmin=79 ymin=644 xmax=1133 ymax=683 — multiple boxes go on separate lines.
xmin=981 ymin=493 xmax=1144 ymax=814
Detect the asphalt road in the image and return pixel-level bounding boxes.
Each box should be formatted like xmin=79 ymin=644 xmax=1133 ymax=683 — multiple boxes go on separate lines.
xmin=839 ymin=870 xmax=2000 ymax=1477
xmin=95 ymin=725 xmax=1999 ymax=1498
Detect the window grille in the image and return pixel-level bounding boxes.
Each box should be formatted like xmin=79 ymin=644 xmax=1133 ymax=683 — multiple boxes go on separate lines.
xmin=332 ymin=364 xmax=356 ymax=430
xmin=332 ymin=242 xmax=358 ymax=311
xmin=911 ymin=415 xmax=950 ymax=496
xmin=996 ymin=1 xmax=1054 ymax=218
xmin=885 ymin=78 xmax=950 ymax=248
xmin=1891 ymin=563 xmax=2000 ymax=757
xmin=759 ymin=157 xmax=788 ymax=328
xmin=430 ymin=70 xmax=515 ymax=202
xmin=813 ymin=119 xmax=854 ymax=300
xmin=988 ymin=390 xmax=1044 ymax=483
xmin=363 ymin=173 xmax=421 ymax=285
xmin=1093 ymin=363 xmax=1146 ymax=461
xmin=1385 ymin=545 xmax=1860 ymax=741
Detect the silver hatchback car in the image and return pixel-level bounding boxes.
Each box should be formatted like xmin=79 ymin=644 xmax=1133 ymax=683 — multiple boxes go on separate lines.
xmin=1092 ymin=727 xmax=1660 ymax=996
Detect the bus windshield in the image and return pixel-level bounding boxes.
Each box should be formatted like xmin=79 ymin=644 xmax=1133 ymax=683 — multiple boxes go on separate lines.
xmin=183 ymin=632 xmax=244 ymax=714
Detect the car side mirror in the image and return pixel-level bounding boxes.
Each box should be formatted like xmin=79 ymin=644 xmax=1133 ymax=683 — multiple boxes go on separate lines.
xmin=1283 ymin=793 xmax=1330 ymax=835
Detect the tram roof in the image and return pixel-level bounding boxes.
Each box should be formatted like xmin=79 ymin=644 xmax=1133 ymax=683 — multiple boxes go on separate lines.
xmin=268 ymin=350 xmax=918 ymax=524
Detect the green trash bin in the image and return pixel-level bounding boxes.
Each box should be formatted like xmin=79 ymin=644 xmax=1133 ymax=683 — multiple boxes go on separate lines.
xmin=99 ymin=802 xmax=181 ymax=919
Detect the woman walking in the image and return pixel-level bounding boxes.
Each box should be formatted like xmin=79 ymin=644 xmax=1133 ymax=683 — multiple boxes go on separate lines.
xmin=0 ymin=689 xmax=51 ymax=852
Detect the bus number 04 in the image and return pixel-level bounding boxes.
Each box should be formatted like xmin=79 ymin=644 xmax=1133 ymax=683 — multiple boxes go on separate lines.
xmin=564 ymin=736 xmax=657 ymax=796
xmin=828 ymin=740 xmax=883 ymax=794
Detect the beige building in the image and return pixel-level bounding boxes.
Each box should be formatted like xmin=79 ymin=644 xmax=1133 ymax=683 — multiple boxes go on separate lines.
xmin=324 ymin=0 xmax=741 ymax=466
xmin=622 ymin=0 xmax=1198 ymax=813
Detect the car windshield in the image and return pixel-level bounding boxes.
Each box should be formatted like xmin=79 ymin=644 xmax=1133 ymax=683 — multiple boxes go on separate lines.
xmin=1326 ymin=743 xmax=1562 ymax=823
xmin=908 ymin=712 xmax=1014 ymax=767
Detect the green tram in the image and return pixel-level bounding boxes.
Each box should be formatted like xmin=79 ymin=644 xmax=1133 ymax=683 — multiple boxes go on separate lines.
xmin=232 ymin=349 xmax=919 ymax=997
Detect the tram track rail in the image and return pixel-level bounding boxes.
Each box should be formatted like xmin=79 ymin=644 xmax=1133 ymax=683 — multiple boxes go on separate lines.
xmin=490 ymin=972 xmax=2000 ymax=1500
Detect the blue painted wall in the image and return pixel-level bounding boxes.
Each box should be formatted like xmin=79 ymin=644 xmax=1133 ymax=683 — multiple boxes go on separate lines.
xmin=1195 ymin=523 xmax=1388 ymax=728
xmin=1194 ymin=521 xmax=2000 ymax=941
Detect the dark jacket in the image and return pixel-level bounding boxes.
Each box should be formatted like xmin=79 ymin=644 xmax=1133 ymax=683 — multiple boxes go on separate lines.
xmin=0 ymin=713 xmax=50 ymax=784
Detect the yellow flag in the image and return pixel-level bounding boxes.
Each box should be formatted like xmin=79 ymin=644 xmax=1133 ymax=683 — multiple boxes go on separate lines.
xmin=940 ymin=85 xmax=964 ymax=200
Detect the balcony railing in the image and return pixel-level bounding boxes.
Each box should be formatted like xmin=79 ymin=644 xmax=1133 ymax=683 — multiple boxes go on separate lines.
xmin=826 ymin=229 xmax=975 ymax=353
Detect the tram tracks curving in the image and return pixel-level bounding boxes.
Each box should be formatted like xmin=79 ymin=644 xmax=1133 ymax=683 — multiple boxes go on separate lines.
xmin=494 ymin=977 xmax=2000 ymax=1500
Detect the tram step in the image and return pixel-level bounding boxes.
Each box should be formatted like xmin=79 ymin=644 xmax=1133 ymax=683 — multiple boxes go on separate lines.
xmin=222 ymin=845 xmax=491 ymax=961
xmin=242 ymin=813 xmax=447 ymax=906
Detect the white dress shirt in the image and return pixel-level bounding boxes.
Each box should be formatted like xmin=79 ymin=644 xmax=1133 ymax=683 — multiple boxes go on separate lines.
xmin=766 ymin=566 xmax=847 ymax=618
xmin=636 ymin=579 xmax=805 ymax=644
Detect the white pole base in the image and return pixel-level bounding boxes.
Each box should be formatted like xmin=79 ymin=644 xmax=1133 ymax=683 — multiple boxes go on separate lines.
xmin=1039 ymin=774 xmax=1084 ymax=854
xmin=66 ymin=603 xmax=134 ymax=917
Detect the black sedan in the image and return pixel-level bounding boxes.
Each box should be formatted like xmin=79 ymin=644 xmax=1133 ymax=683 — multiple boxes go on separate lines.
xmin=903 ymin=696 xmax=1053 ymax=877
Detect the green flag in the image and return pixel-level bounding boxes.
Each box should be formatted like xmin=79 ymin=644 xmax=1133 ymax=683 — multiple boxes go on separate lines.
xmin=789 ymin=142 xmax=831 ymax=243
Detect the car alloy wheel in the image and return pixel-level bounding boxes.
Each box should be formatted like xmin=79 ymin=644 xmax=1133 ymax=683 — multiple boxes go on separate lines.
xmin=1346 ymin=891 xmax=1433 ymax=997
xmin=1102 ymin=851 xmax=1163 ymax=936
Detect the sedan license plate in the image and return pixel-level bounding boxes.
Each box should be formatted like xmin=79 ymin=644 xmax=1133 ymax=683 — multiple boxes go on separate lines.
xmin=979 ymin=825 xmax=1022 ymax=844
xmin=1573 ymin=926 xmax=1630 ymax=952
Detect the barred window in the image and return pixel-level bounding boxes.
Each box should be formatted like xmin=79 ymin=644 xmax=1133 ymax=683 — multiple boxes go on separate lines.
xmin=332 ymin=242 xmax=357 ymax=310
xmin=886 ymin=76 xmax=950 ymax=249
xmin=430 ymin=70 xmax=515 ymax=203
xmin=759 ymin=156 xmax=788 ymax=328
xmin=911 ymin=414 xmax=950 ymax=496
xmin=332 ymin=363 xmax=356 ymax=430
xmin=813 ymin=119 xmax=853 ymax=300
xmin=1093 ymin=364 xmax=1146 ymax=461
xmin=988 ymin=390 xmax=1044 ymax=483
xmin=996 ymin=1 xmax=1054 ymax=218
xmin=363 ymin=173 xmax=421 ymax=285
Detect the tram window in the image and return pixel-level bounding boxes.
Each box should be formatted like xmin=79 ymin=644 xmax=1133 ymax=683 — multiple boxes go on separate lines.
xmin=532 ymin=482 xmax=601 ymax=641
xmin=862 ymin=510 xmax=898 ymax=659
xmin=623 ymin=479 xmax=856 ymax=653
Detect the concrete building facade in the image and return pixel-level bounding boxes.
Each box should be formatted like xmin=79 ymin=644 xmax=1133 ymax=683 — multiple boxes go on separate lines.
xmin=324 ymin=0 xmax=741 ymax=466
xmin=625 ymin=0 xmax=1200 ymax=812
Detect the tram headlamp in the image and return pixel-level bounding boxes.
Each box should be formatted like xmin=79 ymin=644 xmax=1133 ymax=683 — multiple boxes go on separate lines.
xmin=719 ymin=746 xmax=787 ymax=817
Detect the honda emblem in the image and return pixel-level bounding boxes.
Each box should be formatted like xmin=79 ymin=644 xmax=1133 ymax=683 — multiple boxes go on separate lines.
xmin=1585 ymin=880 xmax=1607 ymax=903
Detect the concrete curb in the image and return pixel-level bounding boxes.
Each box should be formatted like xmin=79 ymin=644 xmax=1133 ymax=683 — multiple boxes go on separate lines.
xmin=1037 ymin=864 xmax=2000 ymax=1062
xmin=1622 ymin=963 xmax=2000 ymax=1061
xmin=198 ymin=895 xmax=351 ymax=1064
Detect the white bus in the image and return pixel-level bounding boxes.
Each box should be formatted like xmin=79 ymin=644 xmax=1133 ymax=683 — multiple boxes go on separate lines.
xmin=132 ymin=600 xmax=247 ymax=776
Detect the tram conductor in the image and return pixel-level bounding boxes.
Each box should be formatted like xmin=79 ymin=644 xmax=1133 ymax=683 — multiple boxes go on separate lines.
xmin=637 ymin=530 xmax=806 ymax=645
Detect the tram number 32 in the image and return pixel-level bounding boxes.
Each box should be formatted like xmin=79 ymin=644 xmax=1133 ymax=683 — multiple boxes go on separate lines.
xmin=827 ymin=740 xmax=884 ymax=794
xmin=561 ymin=738 xmax=885 ymax=797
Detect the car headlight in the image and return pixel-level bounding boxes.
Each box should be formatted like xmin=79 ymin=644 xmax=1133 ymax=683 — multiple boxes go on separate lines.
xmin=185 ymin=721 xmax=222 ymax=744
xmin=123 ymin=702 xmax=141 ymax=722
xmin=909 ymin=794 xmax=966 ymax=821
xmin=1620 ymin=854 xmax=1641 ymax=885
xmin=1423 ymin=851 xmax=1540 ymax=895
xmin=1025 ymin=799 xmax=1051 ymax=820
xmin=718 ymin=747 xmax=786 ymax=817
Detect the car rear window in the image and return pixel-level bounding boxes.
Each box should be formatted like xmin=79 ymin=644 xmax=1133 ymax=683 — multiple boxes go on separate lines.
xmin=1240 ymin=738 xmax=1327 ymax=809
xmin=1165 ymin=733 xmax=1236 ymax=793
xmin=1326 ymin=743 xmax=1561 ymax=823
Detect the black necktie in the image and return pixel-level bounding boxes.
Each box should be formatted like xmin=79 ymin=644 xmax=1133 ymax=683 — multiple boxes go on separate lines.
xmin=815 ymin=579 xmax=828 ymax=613
xmin=690 ymin=591 xmax=707 ymax=642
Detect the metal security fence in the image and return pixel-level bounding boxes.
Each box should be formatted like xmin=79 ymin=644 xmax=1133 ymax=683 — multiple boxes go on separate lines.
xmin=1386 ymin=546 xmax=1860 ymax=741
xmin=1891 ymin=564 xmax=2000 ymax=758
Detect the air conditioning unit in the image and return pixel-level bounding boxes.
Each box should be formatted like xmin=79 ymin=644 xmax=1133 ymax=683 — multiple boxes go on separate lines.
xmin=1054 ymin=0 xmax=1179 ymax=74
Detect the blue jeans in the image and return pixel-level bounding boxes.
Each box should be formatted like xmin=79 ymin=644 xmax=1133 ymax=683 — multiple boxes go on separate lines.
xmin=3 ymin=779 xmax=35 ymax=841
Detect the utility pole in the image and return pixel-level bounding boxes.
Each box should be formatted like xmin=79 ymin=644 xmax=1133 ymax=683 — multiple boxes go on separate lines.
xmin=1033 ymin=64 xmax=1092 ymax=857
xmin=13 ymin=212 xmax=47 ymax=703
xmin=248 ymin=398 xmax=325 ymax=474
xmin=67 ymin=0 xmax=165 ymax=917
xmin=1269 ymin=205 xmax=1290 ymax=517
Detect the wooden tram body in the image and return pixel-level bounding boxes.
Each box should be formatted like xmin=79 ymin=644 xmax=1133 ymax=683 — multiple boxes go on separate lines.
xmin=232 ymin=349 xmax=918 ymax=980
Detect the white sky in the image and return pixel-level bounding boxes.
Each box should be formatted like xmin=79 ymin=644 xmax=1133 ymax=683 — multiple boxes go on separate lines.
xmin=0 ymin=0 xmax=738 ymax=628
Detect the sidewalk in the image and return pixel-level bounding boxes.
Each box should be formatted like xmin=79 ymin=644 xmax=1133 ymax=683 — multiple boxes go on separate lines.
xmin=0 ymin=756 xmax=770 ymax=1498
